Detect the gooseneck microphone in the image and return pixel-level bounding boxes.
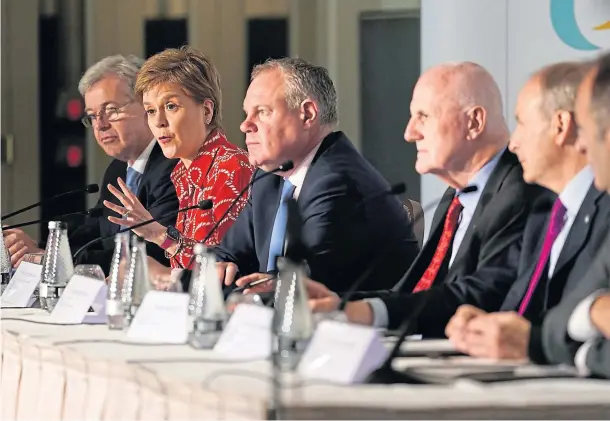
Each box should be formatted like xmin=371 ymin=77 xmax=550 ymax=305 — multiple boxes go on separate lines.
xmin=72 ymin=199 xmax=213 ymax=262
xmin=178 ymin=161 xmax=294 ymax=286
xmin=2 ymin=207 xmax=104 ymax=230
xmin=364 ymin=185 xmax=479 ymax=385
xmin=338 ymin=185 xmax=478 ymax=311
xmin=1 ymin=184 xmax=100 ymax=220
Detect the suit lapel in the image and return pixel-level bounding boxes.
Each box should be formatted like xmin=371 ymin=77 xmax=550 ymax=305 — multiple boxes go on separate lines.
xmin=500 ymin=211 xmax=551 ymax=311
xmin=551 ymin=186 xmax=601 ymax=278
xmin=428 ymin=188 xmax=455 ymax=239
xmin=449 ymin=149 xmax=517 ymax=266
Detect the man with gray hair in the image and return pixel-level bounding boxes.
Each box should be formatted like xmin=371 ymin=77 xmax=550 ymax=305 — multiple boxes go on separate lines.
xmin=214 ymin=57 xmax=420 ymax=293
xmin=4 ymin=55 xmax=178 ymax=273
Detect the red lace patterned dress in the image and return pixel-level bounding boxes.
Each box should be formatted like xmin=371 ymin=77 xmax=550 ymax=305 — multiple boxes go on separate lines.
xmin=170 ymin=130 xmax=254 ymax=269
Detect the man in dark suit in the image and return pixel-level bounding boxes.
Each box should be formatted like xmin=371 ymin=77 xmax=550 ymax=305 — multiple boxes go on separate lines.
xmin=306 ymin=61 xmax=548 ymax=330
xmin=444 ymin=61 xmax=610 ymax=362
xmin=3 ymin=55 xmax=178 ymax=274
xmin=526 ymin=54 xmax=610 ymax=379
xmin=211 ymin=58 xmax=419 ymax=293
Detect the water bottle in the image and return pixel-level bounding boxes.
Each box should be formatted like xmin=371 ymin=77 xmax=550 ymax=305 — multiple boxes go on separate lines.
xmin=121 ymin=235 xmax=150 ymax=327
xmin=106 ymin=231 xmax=131 ymax=329
xmin=271 ymin=256 xmax=314 ymax=371
xmin=187 ymin=243 xmax=227 ymax=349
xmin=39 ymin=221 xmax=74 ymax=311
xmin=0 ymin=223 xmax=11 ymax=295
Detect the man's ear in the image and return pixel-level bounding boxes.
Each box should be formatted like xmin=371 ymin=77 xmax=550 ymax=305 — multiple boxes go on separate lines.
xmin=554 ymin=110 xmax=577 ymax=147
xmin=301 ymin=99 xmax=318 ymax=128
xmin=466 ymin=106 xmax=486 ymax=140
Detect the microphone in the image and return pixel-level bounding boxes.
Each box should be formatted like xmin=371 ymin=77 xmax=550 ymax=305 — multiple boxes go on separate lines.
xmin=365 ymin=293 xmax=435 ymax=384
xmin=364 ymin=185 xmax=479 ymax=385
xmin=1 ymin=184 xmax=100 ymax=220
xmin=2 ymin=208 xmax=104 ymax=230
xmin=72 ymin=199 xmax=213 ymax=262
xmin=237 ymin=181 xmax=408 ymax=292
xmin=338 ymin=184 xmax=478 ymax=311
xmin=178 ymin=161 xmax=294 ymax=286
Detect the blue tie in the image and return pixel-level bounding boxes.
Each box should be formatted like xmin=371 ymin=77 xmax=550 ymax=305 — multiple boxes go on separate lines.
xmin=126 ymin=167 xmax=142 ymax=196
xmin=267 ymin=180 xmax=296 ymax=272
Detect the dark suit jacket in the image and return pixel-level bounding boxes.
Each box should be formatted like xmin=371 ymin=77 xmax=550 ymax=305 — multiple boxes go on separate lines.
xmin=536 ymin=232 xmax=610 ymax=379
xmin=356 ymin=150 xmax=550 ymax=333
xmin=69 ymin=143 xmax=179 ymax=274
xmin=502 ymin=185 xmax=610 ymax=324
xmin=214 ymin=131 xmax=420 ymax=292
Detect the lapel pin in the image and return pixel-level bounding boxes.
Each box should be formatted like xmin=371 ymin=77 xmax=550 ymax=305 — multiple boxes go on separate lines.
xmin=584 ymin=215 xmax=591 ymax=224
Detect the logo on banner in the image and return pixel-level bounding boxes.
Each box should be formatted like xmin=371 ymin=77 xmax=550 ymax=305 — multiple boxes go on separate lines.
xmin=550 ymin=0 xmax=609 ymax=50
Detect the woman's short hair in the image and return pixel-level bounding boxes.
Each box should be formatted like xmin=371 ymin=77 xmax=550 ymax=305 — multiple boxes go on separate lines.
xmin=135 ymin=46 xmax=223 ymax=130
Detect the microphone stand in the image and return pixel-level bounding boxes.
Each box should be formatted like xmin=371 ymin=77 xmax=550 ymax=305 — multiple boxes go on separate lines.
xmin=364 ymin=185 xmax=479 ymax=384
xmin=72 ymin=200 xmax=212 ymax=262
xmin=2 ymin=208 xmax=103 ymax=230
xmin=364 ymin=293 xmax=433 ymax=384
xmin=241 ymin=182 xmax=408 ymax=294
xmin=2 ymin=184 xmax=99 ymax=220
xmin=338 ymin=185 xmax=478 ymax=309
xmin=178 ymin=161 xmax=294 ymax=286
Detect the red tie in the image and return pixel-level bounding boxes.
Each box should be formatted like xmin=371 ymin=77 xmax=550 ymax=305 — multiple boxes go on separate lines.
xmin=412 ymin=196 xmax=463 ymax=293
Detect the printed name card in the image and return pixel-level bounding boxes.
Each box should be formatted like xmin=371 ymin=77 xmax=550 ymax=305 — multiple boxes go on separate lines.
xmin=49 ymin=275 xmax=107 ymax=324
xmin=1 ymin=262 xmax=42 ymax=308
xmin=213 ymin=304 xmax=274 ymax=360
xmin=297 ymin=319 xmax=388 ymax=384
xmin=126 ymin=291 xmax=190 ymax=344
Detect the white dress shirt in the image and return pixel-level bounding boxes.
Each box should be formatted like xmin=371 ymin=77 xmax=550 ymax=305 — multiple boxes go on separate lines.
xmin=568 ymin=289 xmax=608 ymax=376
xmin=367 ymin=148 xmax=506 ymax=328
xmin=129 ymin=139 xmax=156 ymax=173
xmin=286 ymin=142 xmax=322 ymax=199
xmin=548 ymin=166 xmax=594 ymax=277
xmin=449 ymin=148 xmax=505 ymax=266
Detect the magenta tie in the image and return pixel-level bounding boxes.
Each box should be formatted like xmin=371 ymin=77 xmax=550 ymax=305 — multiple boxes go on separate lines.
xmin=518 ymin=198 xmax=567 ymax=316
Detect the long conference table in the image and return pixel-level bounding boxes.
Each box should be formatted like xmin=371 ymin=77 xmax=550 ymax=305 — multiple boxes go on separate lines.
xmin=2 ymin=307 xmax=610 ymax=420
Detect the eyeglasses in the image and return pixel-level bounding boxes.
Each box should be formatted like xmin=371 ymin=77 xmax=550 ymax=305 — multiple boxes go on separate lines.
xmin=81 ymin=100 xmax=135 ymax=128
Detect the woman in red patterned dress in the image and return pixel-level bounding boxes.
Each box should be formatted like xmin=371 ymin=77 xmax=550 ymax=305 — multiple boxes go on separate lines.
xmin=104 ymin=46 xmax=254 ymax=269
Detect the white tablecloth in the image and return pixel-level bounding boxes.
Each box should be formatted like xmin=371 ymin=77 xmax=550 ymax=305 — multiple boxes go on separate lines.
xmin=2 ymin=308 xmax=610 ymax=419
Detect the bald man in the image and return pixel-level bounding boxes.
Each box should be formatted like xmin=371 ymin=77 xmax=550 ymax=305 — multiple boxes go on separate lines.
xmin=298 ymin=62 xmax=550 ymax=335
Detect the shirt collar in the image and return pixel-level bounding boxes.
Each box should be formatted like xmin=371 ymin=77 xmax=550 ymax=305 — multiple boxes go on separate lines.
xmin=128 ymin=139 xmax=156 ymax=174
xmin=286 ymin=142 xmax=322 ymax=198
xmin=457 ymin=147 xmax=505 ymax=211
xmin=559 ymin=165 xmax=595 ymax=217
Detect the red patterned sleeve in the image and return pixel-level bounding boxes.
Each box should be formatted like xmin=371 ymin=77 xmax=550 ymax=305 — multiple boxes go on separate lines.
xmin=205 ymin=153 xmax=254 ymax=245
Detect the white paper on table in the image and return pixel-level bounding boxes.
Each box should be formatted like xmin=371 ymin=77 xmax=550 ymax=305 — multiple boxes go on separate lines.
xmin=126 ymin=291 xmax=190 ymax=344
xmin=1 ymin=261 xmax=42 ymax=307
xmin=213 ymin=304 xmax=274 ymax=360
xmin=49 ymin=275 xmax=107 ymax=324
xmin=298 ymin=320 xmax=388 ymax=384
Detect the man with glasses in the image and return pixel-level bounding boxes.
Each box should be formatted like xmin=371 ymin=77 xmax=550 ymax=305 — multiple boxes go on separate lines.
xmin=4 ymin=55 xmax=178 ymax=273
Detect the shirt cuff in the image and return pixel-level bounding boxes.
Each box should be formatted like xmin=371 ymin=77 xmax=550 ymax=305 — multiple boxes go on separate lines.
xmin=574 ymin=339 xmax=595 ymax=377
xmin=170 ymin=268 xmax=184 ymax=293
xmin=365 ymin=297 xmax=389 ymax=329
xmin=567 ymin=289 xmax=608 ymax=342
